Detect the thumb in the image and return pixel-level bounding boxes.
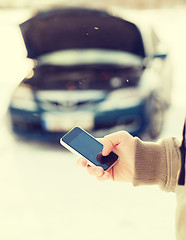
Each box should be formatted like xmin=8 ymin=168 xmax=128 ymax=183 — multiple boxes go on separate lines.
xmin=102 ymin=144 xmax=111 ymax=156
xmin=102 ymin=131 xmax=130 ymax=156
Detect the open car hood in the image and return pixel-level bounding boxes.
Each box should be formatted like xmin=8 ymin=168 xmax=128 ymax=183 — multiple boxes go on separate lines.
xmin=20 ymin=7 xmax=145 ymax=59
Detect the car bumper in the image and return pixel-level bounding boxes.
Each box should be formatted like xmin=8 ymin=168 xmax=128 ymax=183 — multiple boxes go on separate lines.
xmin=8 ymin=100 xmax=147 ymax=142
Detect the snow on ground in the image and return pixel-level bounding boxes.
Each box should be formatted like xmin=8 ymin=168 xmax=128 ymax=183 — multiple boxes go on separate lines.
xmin=0 ymin=7 xmax=186 ymax=240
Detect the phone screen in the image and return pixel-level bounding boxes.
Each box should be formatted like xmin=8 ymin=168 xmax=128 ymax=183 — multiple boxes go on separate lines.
xmin=62 ymin=127 xmax=118 ymax=171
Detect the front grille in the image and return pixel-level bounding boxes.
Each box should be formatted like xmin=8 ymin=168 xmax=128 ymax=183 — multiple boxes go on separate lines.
xmin=39 ymin=99 xmax=98 ymax=111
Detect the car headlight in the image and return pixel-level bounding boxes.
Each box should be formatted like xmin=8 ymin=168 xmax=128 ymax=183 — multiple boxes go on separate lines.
xmin=98 ymin=88 xmax=149 ymax=111
xmin=10 ymin=85 xmax=38 ymax=111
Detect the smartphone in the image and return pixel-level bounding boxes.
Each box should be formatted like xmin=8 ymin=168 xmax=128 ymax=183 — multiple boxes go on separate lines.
xmin=60 ymin=126 xmax=118 ymax=171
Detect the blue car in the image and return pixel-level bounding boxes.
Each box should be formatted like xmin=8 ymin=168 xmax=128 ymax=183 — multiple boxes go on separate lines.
xmin=8 ymin=7 xmax=172 ymax=142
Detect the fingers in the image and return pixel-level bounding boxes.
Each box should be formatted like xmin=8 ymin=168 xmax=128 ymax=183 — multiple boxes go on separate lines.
xmin=76 ymin=158 xmax=87 ymax=168
xmin=76 ymin=158 xmax=110 ymax=180
xmin=86 ymin=166 xmax=112 ymax=181
xmin=76 ymin=158 xmax=104 ymax=176
xmin=102 ymin=131 xmax=128 ymax=156
xmin=86 ymin=165 xmax=104 ymax=176
xmin=97 ymin=171 xmax=111 ymax=181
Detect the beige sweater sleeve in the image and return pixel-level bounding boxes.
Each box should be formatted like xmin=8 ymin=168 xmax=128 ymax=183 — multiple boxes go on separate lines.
xmin=132 ymin=137 xmax=181 ymax=192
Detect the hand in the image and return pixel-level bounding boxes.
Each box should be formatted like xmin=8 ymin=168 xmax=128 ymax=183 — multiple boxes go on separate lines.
xmin=76 ymin=131 xmax=136 ymax=182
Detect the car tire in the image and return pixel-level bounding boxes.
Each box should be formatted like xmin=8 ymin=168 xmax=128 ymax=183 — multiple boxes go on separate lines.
xmin=148 ymin=97 xmax=165 ymax=140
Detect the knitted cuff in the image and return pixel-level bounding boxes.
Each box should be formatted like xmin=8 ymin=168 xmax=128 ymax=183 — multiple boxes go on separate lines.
xmin=132 ymin=137 xmax=181 ymax=192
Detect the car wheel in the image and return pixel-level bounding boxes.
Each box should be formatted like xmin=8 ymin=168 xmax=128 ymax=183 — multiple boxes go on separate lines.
xmin=148 ymin=98 xmax=164 ymax=139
